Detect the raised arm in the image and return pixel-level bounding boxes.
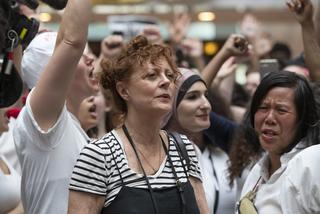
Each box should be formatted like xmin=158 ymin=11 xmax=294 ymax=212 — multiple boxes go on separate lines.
xmin=201 ymin=34 xmax=249 ymax=87
xmin=30 ymin=0 xmax=92 ymax=130
xmin=287 ymin=0 xmax=320 ymax=81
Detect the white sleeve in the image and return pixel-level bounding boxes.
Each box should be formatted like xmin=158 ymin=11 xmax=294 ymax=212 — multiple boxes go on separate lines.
xmin=281 ymin=150 xmax=320 ymax=214
xmin=21 ymin=89 xmax=69 ymax=149
xmin=69 ymin=141 xmax=108 ymax=195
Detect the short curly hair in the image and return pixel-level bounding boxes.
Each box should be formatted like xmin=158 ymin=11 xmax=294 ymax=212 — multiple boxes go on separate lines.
xmin=99 ymin=35 xmax=179 ymax=114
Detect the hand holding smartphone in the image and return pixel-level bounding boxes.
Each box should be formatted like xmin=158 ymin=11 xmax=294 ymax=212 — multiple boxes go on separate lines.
xmin=259 ymin=59 xmax=280 ymax=78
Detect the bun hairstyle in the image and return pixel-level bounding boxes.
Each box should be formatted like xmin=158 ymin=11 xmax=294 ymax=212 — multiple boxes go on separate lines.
xmin=100 ymin=35 xmax=179 ymax=114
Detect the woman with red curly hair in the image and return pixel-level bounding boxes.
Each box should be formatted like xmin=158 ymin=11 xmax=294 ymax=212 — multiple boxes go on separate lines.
xmin=68 ymin=35 xmax=209 ymax=214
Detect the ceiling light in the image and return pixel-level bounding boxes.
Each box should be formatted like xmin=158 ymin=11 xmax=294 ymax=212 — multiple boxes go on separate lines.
xmin=39 ymin=13 xmax=52 ymax=22
xmin=198 ymin=12 xmax=215 ymax=22
xmin=204 ymin=42 xmax=219 ymax=55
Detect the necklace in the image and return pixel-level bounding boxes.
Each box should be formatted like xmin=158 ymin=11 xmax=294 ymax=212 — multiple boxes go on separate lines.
xmin=123 ymin=125 xmax=187 ymax=214
xmin=122 ymin=125 xmax=160 ymax=214
xmin=123 ymin=125 xmax=162 ymax=174
xmin=135 ymin=143 xmax=162 ymax=174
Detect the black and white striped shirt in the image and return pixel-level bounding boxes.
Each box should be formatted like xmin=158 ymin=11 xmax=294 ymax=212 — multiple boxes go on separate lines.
xmin=69 ymin=130 xmax=202 ymax=207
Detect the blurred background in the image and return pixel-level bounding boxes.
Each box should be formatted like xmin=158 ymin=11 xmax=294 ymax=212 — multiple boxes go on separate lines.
xmin=30 ymin=0 xmax=308 ymax=59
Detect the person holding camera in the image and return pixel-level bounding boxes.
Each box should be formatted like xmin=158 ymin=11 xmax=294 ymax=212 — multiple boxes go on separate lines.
xmin=13 ymin=0 xmax=96 ymax=214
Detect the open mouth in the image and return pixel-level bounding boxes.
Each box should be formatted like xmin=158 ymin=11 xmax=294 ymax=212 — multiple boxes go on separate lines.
xmin=260 ymin=129 xmax=278 ymax=142
xmin=262 ymin=129 xmax=276 ymax=136
xmin=89 ymin=104 xmax=96 ymax=113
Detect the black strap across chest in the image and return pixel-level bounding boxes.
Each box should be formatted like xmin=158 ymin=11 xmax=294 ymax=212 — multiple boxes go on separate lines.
xmin=122 ymin=125 xmax=188 ymax=214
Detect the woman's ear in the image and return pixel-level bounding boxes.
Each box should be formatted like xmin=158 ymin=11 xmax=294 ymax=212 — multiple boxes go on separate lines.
xmin=116 ymin=81 xmax=130 ymax=101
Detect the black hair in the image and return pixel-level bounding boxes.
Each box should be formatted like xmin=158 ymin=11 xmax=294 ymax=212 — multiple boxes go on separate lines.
xmin=0 ymin=1 xmax=10 ymax=52
xmin=270 ymin=42 xmax=292 ymax=59
xmin=249 ymin=71 xmax=319 ymax=150
xmin=285 ymin=54 xmax=306 ymax=68
xmin=40 ymin=0 xmax=67 ymax=10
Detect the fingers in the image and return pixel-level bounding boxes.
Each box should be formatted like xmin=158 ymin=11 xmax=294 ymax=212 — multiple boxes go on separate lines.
xmin=142 ymin=25 xmax=161 ymax=36
xmin=216 ymin=57 xmax=238 ymax=79
xmin=231 ymin=34 xmax=249 ymax=54
xmin=100 ymin=35 xmax=124 ymax=59
xmin=292 ymin=0 xmax=302 ymax=9
xmin=141 ymin=25 xmax=163 ymax=44
xmin=286 ymin=0 xmax=295 ymax=10
xmin=286 ymin=0 xmax=305 ymax=13
xmin=181 ymin=38 xmax=203 ymax=57
xmin=223 ymin=57 xmax=236 ymax=67
xmin=235 ymin=37 xmax=248 ymax=52
xmin=170 ymin=12 xmax=191 ymax=43
xmin=103 ymin=35 xmax=124 ymax=49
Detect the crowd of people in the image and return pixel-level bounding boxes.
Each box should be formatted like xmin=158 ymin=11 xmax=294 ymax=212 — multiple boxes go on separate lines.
xmin=0 ymin=0 xmax=320 ymax=213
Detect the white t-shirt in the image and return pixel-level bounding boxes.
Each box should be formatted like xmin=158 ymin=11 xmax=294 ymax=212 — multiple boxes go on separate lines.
xmin=0 ymin=118 xmax=21 ymax=174
xmin=0 ymin=155 xmax=21 ymax=213
xmin=13 ymin=92 xmax=89 ymax=214
xmin=280 ymin=144 xmax=320 ymax=214
xmin=195 ymin=145 xmax=237 ymax=214
xmin=239 ymin=142 xmax=305 ymax=214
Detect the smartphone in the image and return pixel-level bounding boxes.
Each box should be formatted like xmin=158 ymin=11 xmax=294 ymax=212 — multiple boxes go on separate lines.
xmin=259 ymin=59 xmax=280 ymax=78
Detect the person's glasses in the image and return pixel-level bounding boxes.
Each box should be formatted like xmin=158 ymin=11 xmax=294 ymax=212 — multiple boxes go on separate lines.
xmin=237 ymin=190 xmax=258 ymax=214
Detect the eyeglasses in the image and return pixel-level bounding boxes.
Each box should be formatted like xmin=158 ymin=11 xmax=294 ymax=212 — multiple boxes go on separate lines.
xmin=237 ymin=176 xmax=262 ymax=214
xmin=237 ymin=190 xmax=258 ymax=214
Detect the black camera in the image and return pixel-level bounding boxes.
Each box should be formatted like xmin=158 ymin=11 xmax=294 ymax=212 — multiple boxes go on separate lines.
xmin=0 ymin=0 xmax=68 ymax=108
xmin=0 ymin=0 xmax=40 ymax=108
xmin=7 ymin=0 xmax=40 ymax=49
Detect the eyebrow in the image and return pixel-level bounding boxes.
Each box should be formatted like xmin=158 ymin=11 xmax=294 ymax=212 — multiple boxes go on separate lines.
xmin=261 ymin=100 xmax=292 ymax=107
xmin=186 ymin=89 xmax=207 ymax=94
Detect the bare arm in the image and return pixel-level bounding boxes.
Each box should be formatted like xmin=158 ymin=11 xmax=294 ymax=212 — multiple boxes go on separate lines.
xmin=68 ymin=190 xmax=105 ymax=214
xmin=7 ymin=202 xmax=23 ymax=214
xmin=189 ymin=176 xmax=210 ymax=214
xmin=30 ymin=0 xmax=92 ymax=130
xmin=201 ymin=34 xmax=249 ymax=87
xmin=287 ymin=0 xmax=320 ymax=81
xmin=13 ymin=45 xmax=22 ymax=75
xmin=301 ymin=22 xmax=320 ymax=80
xmin=212 ymin=57 xmax=237 ymax=104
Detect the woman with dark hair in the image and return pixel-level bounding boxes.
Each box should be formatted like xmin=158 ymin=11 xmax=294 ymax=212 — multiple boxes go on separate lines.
xmin=163 ymin=33 xmax=249 ymax=214
xmin=68 ymin=35 xmax=209 ymax=214
xmin=237 ymin=71 xmax=320 ymax=213
xmin=164 ymin=68 xmax=238 ymax=214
